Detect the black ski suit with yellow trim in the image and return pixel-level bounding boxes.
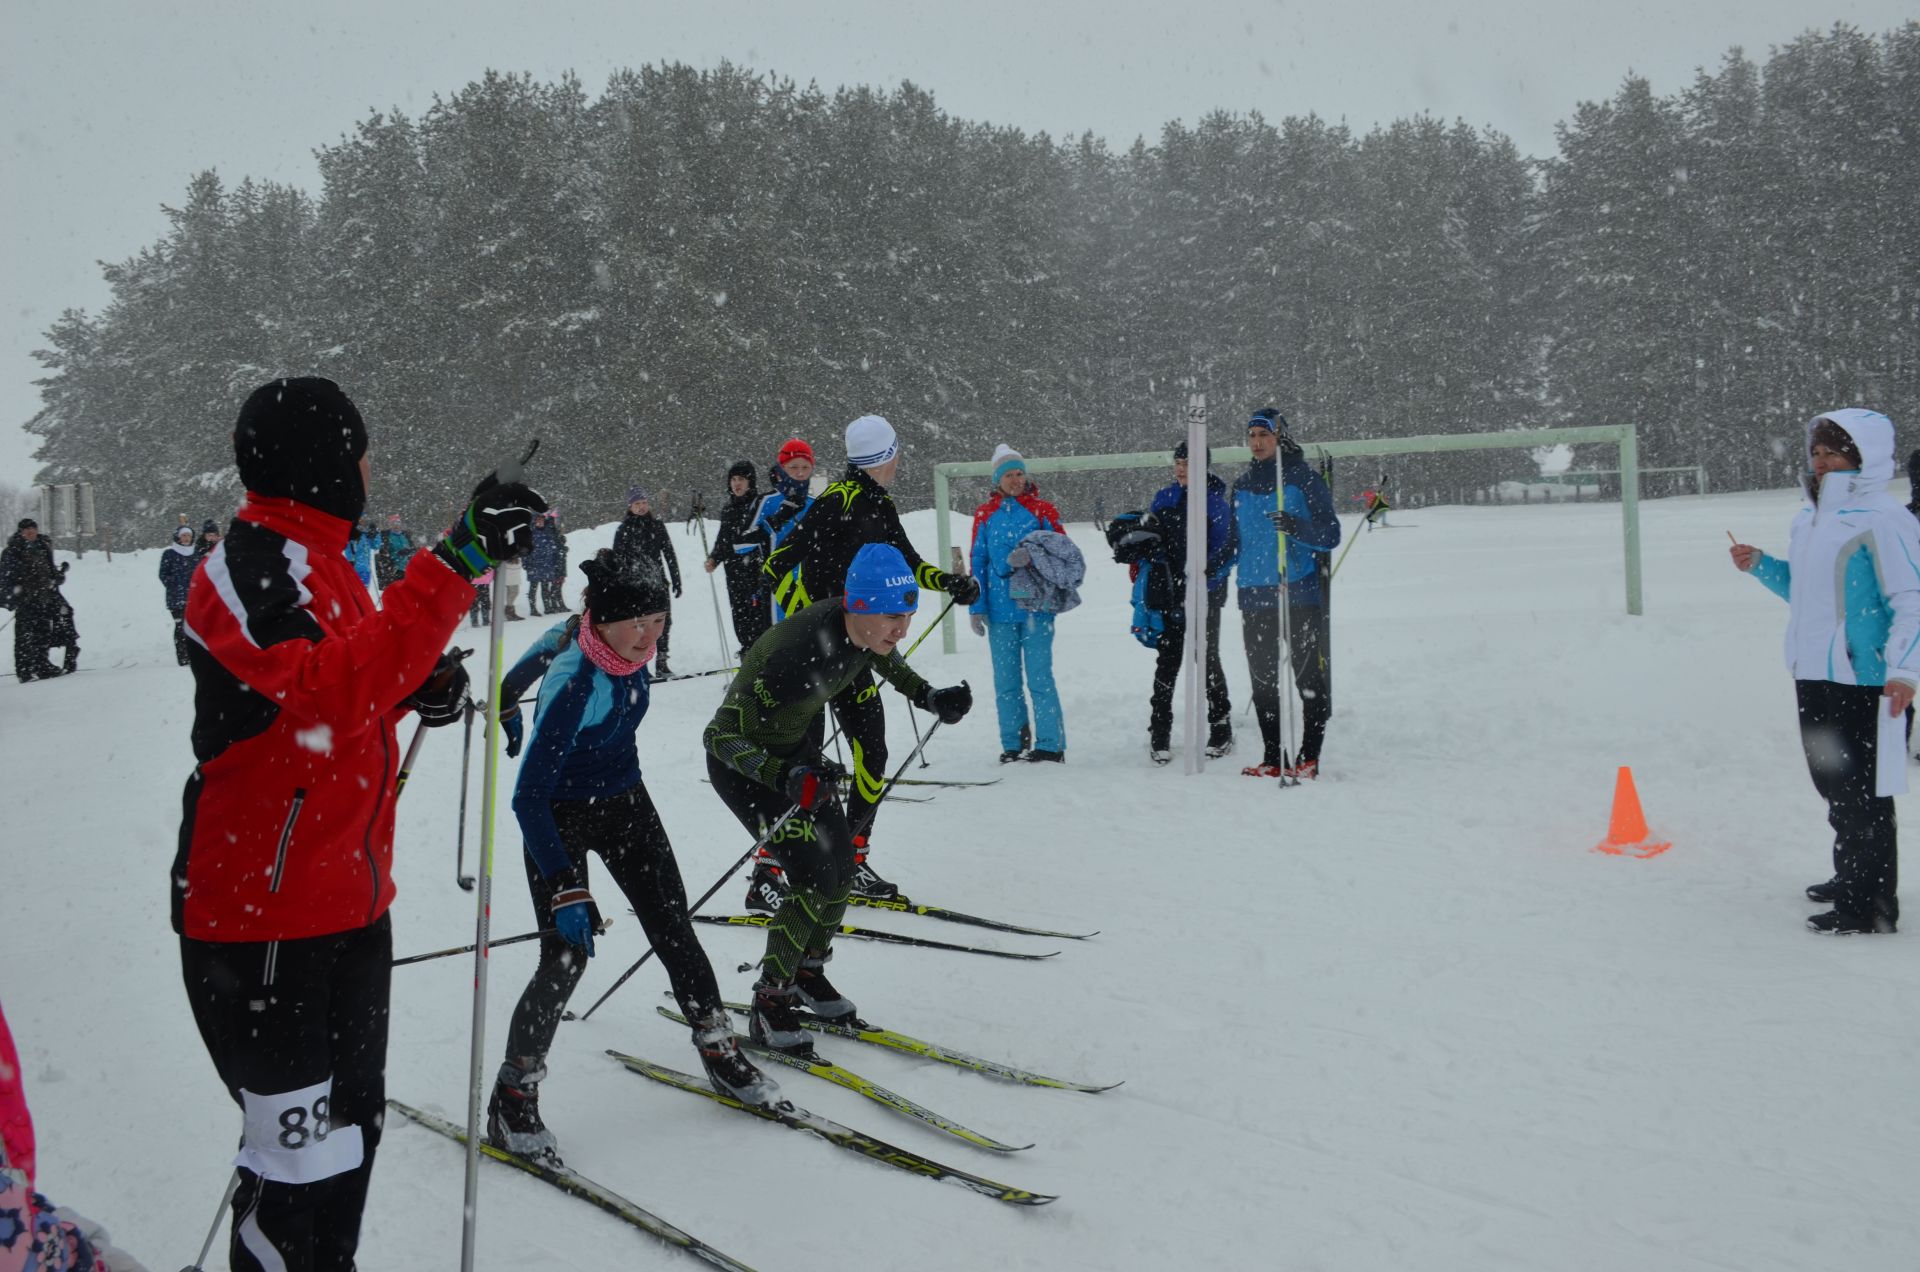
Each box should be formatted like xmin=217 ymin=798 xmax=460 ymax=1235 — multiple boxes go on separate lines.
xmin=759 ymin=464 xmax=964 ymax=839
xmin=704 ymin=598 xmax=933 ymax=976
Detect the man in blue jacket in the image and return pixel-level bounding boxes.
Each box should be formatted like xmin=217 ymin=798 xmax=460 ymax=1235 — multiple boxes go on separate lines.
xmin=1146 ymin=440 xmax=1237 ymax=764
xmin=1232 ymin=409 xmax=1341 ymax=778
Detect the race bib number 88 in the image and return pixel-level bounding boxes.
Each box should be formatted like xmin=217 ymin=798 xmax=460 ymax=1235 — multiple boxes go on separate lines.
xmin=237 ymin=1077 xmax=365 ymax=1184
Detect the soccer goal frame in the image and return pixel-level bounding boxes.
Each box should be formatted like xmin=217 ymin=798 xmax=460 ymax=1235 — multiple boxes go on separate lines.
xmin=930 ymin=423 xmax=1646 ymax=654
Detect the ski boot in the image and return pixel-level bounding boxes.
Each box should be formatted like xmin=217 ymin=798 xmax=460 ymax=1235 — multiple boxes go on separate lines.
xmin=1241 ymin=762 xmax=1285 ymax=778
xmin=652 ymin=655 xmax=672 ymax=678
xmin=689 ymin=1010 xmax=781 ymax=1106
xmin=998 ymin=749 xmax=1027 ymax=764
xmin=743 ymin=848 xmax=788 ymax=914
xmin=748 ymin=976 xmax=815 ymax=1056
xmin=1026 ymin=749 xmax=1065 ymax=763
xmin=848 ymin=836 xmax=897 ymax=900
xmin=1806 ymin=877 xmax=1841 ymax=904
xmin=794 ymin=951 xmax=858 ymax=1024
xmin=1149 ymin=735 xmax=1172 ymax=766
xmin=1205 ymin=719 xmax=1234 ymax=759
xmin=486 ymin=1061 xmax=562 ymax=1167
xmin=1285 ymin=758 xmax=1319 ymax=781
xmin=1807 ymin=906 xmax=1896 ymax=935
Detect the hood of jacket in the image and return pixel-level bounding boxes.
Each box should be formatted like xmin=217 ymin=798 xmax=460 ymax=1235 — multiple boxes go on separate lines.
xmin=1806 ymin=408 xmax=1896 ymax=500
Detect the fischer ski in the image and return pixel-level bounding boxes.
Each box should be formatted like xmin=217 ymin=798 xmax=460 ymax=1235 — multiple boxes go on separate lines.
xmin=387 ymin=1099 xmax=759 ymax=1271
xmin=718 ymin=1002 xmax=1121 ymax=1093
xmin=843 ymin=895 xmax=1097 ymax=940
xmin=692 ymin=913 xmax=1057 ymax=961
xmin=885 ymin=777 xmax=1002 ymax=788
xmin=606 ymin=1052 xmax=1056 ymax=1207
xmin=655 ymin=1007 xmax=1031 ymax=1153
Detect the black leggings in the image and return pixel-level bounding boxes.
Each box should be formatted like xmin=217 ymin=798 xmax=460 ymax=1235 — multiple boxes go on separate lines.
xmin=504 ymin=784 xmax=721 ymax=1060
xmin=179 ymin=916 xmax=392 ymax=1272
xmin=1149 ymin=592 xmax=1232 ymax=746
xmin=1796 ymin=679 xmax=1900 ymax=922
xmin=1243 ymin=602 xmax=1332 ymax=765
xmin=726 ymin=573 xmax=771 ymax=656
xmin=708 ymin=755 xmax=857 ymax=979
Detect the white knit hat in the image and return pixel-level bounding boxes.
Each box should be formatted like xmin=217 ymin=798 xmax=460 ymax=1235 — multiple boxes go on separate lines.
xmin=991 ymin=443 xmax=1026 ymax=482
xmin=846 ymin=414 xmax=899 ymax=468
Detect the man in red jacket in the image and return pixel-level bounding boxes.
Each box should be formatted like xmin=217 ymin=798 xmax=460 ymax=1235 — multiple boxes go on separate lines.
xmin=173 ymin=377 xmax=544 ymax=1272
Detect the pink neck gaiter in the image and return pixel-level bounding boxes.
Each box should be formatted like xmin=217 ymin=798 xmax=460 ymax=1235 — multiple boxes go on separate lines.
xmin=578 ymin=611 xmax=651 ymax=677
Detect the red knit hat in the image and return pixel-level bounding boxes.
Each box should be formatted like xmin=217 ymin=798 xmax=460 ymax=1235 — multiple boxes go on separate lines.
xmin=777 ymin=438 xmax=814 ymax=467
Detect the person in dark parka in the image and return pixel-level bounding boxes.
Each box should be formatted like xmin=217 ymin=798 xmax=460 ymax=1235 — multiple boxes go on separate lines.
xmin=159 ymin=524 xmax=201 ymax=665
xmin=703 ymin=459 xmax=772 ymax=658
xmin=613 ymin=488 xmax=682 ymax=675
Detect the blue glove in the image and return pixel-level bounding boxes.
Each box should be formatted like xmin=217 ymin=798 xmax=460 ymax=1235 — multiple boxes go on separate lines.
xmin=552 ymin=887 xmax=595 ymax=957
xmin=501 ymin=702 xmax=524 ymax=758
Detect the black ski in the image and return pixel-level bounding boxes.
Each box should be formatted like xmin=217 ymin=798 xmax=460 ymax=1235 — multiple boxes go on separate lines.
xmin=655 ymin=1006 xmax=1030 ymax=1152
xmin=387 ymin=1098 xmax=758 ymax=1270
xmin=650 ymin=666 xmax=737 ymax=684
xmin=843 ymin=895 xmax=1097 ymax=940
xmin=886 ymin=777 xmax=1002 ymax=788
xmin=692 ymin=913 xmax=1057 ymax=961
xmin=606 ymin=1052 xmax=1056 ymax=1206
xmin=717 ymin=1003 xmax=1121 ymax=1093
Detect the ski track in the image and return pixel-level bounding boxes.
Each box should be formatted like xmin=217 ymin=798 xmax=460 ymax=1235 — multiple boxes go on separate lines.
xmin=4 ymin=492 xmax=1919 ymax=1270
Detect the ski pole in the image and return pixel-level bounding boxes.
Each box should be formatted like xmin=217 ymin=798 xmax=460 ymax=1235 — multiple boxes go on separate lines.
xmin=181 ymin=1169 xmax=241 ymax=1272
xmin=1331 ymin=496 xmax=1389 ymax=578
xmin=902 ymin=596 xmax=957 ymax=660
xmin=692 ymin=501 xmax=734 ymax=683
xmin=462 ymin=439 xmax=538 ymax=1272
xmin=1276 ymin=516 xmax=1300 ymax=788
xmin=455 ymin=697 xmax=476 ymax=891
xmin=393 ymin=919 xmax=612 ymax=968
xmin=392 ymin=719 xmax=430 ymax=797
xmin=570 ymin=799 xmax=805 ymax=1024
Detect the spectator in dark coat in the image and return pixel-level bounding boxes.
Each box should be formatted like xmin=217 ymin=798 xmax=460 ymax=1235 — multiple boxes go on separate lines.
xmin=0 ymin=519 xmax=77 ymax=680
xmin=160 ymin=524 xmax=201 ymax=665
xmin=197 ymin=518 xmax=223 ymax=560
xmin=527 ymin=511 xmax=569 ymax=615
xmin=703 ymin=460 xmax=771 ymax=657
xmin=613 ymin=488 xmax=682 ymax=674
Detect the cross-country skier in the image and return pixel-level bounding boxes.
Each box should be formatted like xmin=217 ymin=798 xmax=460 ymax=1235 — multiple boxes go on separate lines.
xmin=1231 ymin=409 xmax=1341 ymax=778
xmin=752 ymin=438 xmax=817 ymax=623
xmin=759 ymin=415 xmax=981 ymax=897
xmin=703 ymin=459 xmax=772 ymax=658
xmin=1144 ymin=440 xmax=1236 ymax=764
xmin=613 ymin=487 xmax=683 ymax=675
xmin=488 ymin=551 xmax=777 ymax=1166
xmin=705 ymin=543 xmax=973 ymax=1052
xmin=173 ymin=376 xmax=543 ymax=1271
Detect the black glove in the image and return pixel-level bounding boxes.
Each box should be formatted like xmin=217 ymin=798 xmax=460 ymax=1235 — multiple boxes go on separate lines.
xmin=436 ymin=474 xmax=549 ymax=581
xmin=782 ymin=759 xmax=848 ymax=810
xmin=500 ymin=699 xmax=524 ymax=758
xmin=671 ymin=578 xmax=683 ymax=598
xmin=407 ymin=650 xmax=470 ymax=727
xmin=919 ymin=681 xmax=973 ymax=725
xmin=945 ymin=573 xmax=981 ymax=606
xmin=1268 ymin=510 xmax=1302 ymax=537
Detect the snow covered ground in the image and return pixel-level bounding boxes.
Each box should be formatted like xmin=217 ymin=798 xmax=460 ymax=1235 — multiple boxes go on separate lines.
xmin=5 ymin=488 xmax=1919 ymax=1271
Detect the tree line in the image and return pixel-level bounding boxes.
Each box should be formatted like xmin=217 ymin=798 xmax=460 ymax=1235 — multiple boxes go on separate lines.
xmin=24 ymin=22 xmax=1917 ymax=538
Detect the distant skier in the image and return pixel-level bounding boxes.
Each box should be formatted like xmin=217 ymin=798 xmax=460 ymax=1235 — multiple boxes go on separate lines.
xmin=613 ymin=488 xmax=683 ymax=675
xmin=706 ymin=543 xmax=972 ymax=1051
xmin=158 ymin=524 xmax=200 ymax=666
xmin=752 ymin=438 xmax=818 ymax=623
xmin=487 ymin=552 xmax=776 ymax=1167
xmin=760 ymin=415 xmax=981 ymax=897
xmin=703 ymin=459 xmax=772 ymax=659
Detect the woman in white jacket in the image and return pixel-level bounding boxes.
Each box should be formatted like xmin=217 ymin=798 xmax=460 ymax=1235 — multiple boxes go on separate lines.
xmin=1731 ymin=408 xmax=1918 ymax=933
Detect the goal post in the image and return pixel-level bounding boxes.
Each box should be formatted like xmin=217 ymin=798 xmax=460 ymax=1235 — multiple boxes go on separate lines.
xmin=930 ymin=423 xmax=1645 ymax=654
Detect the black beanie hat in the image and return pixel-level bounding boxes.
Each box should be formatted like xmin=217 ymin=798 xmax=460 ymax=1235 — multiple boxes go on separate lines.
xmin=16 ymin=518 xmax=37 ymax=531
xmin=1173 ymin=440 xmax=1210 ymax=465
xmin=234 ymin=378 xmax=369 ymax=524
xmin=727 ymin=459 xmax=755 ymax=483
xmin=580 ymin=550 xmax=668 ymax=623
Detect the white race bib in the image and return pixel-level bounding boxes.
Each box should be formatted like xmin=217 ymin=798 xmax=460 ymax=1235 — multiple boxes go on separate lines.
xmin=236 ymin=1077 xmax=364 ymax=1184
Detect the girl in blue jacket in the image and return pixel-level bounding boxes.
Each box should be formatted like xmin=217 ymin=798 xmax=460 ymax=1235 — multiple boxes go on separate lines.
xmin=970 ymin=445 xmax=1068 ymax=762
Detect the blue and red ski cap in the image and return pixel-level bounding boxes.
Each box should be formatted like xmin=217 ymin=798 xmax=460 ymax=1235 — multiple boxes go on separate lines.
xmin=844 ymin=543 xmax=919 ymax=614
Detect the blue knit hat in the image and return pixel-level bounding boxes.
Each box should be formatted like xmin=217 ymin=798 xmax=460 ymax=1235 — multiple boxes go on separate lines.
xmin=1247 ymin=408 xmax=1285 ymax=435
xmin=844 ymin=543 xmax=919 ymax=614
xmin=991 ymin=443 xmax=1026 ymax=484
xmin=626 ymin=486 xmax=647 ymax=505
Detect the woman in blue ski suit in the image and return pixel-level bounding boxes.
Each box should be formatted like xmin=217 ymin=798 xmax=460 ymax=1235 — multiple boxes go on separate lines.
xmin=1731 ymin=408 xmax=1918 ymax=934
xmin=970 ymin=445 xmax=1068 ymax=762
xmin=1231 ymin=409 xmax=1341 ymax=777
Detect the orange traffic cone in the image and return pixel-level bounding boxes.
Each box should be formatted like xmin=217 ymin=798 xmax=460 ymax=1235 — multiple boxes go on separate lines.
xmin=1594 ymin=766 xmax=1671 ymax=858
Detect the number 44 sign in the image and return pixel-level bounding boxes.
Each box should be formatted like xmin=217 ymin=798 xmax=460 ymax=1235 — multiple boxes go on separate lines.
xmin=237 ymin=1077 xmax=365 ymax=1184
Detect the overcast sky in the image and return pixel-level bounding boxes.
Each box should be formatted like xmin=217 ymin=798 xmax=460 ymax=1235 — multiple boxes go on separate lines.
xmin=3 ymin=0 xmax=1910 ymax=484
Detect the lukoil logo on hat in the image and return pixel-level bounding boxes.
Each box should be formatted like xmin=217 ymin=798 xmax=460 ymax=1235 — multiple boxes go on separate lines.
xmin=844 ymin=543 xmax=919 ymax=613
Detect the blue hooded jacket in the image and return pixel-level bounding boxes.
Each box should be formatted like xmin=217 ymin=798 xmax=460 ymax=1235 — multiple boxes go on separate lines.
xmin=1148 ymin=472 xmax=1236 ymax=602
xmin=1232 ymin=452 xmax=1340 ymax=608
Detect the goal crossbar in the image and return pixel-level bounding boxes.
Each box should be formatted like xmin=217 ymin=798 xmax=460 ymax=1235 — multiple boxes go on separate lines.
xmin=930 ymin=424 xmax=1644 ymax=653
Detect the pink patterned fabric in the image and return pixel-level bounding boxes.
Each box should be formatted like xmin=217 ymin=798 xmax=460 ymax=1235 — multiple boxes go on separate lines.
xmin=578 ymin=610 xmax=651 ymax=677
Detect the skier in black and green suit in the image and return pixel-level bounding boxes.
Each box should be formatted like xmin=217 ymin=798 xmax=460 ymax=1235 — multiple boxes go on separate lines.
xmin=706 ymin=542 xmax=972 ymax=1053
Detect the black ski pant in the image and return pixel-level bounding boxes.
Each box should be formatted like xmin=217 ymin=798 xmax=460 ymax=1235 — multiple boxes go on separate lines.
xmin=1149 ymin=592 xmax=1231 ymax=748
xmin=724 ymin=570 xmax=770 ymax=658
xmin=11 ymin=593 xmax=64 ymax=678
xmin=539 ymin=579 xmax=566 ymax=612
xmin=709 ymin=755 xmax=857 ymax=979
xmin=1796 ymin=679 xmax=1900 ymax=923
xmin=819 ymin=665 xmax=891 ymax=843
xmin=505 ymin=783 xmax=722 ymax=1061
xmin=1243 ymin=601 xmax=1332 ymax=766
xmin=469 ymin=583 xmax=491 ymax=627
xmin=179 ymin=915 xmax=392 ymax=1272
xmin=169 ymin=604 xmax=191 ymax=666
xmin=657 ymin=600 xmax=673 ymax=661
